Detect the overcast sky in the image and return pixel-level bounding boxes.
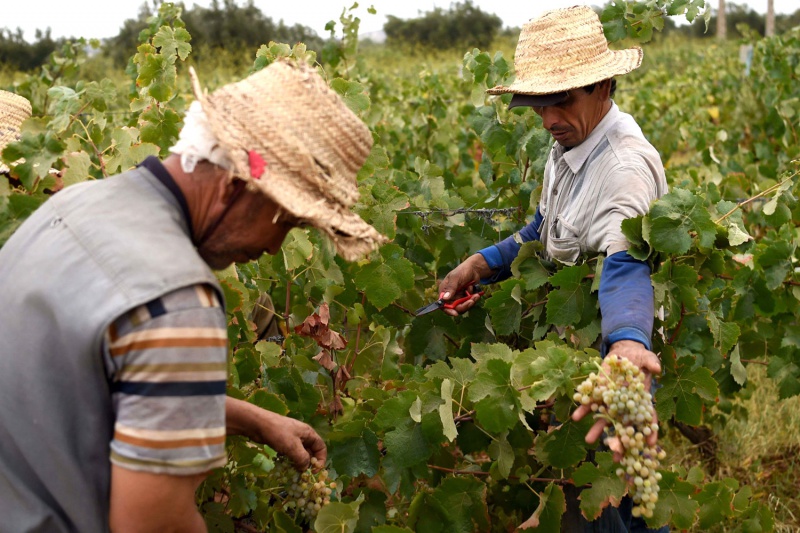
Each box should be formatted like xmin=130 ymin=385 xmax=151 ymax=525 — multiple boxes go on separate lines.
xmin=3 ymin=0 xmax=797 ymax=42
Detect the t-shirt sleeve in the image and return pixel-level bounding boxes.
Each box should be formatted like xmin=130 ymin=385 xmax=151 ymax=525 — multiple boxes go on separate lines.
xmin=103 ymin=284 xmax=228 ymax=476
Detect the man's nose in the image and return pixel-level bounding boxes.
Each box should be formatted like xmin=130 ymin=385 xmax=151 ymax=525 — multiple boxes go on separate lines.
xmin=540 ymin=106 xmax=560 ymax=131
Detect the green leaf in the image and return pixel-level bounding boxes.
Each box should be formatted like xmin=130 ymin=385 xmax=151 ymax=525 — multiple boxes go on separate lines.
xmin=468 ymin=359 xmax=520 ymax=433
xmin=354 ymin=244 xmax=414 ymax=310
xmin=519 ymin=344 xmax=579 ymax=403
xmin=105 ymin=127 xmax=161 ymax=174
xmin=331 ymin=78 xmax=370 ymax=114
xmin=655 ymin=357 xmax=719 ymax=425
xmin=729 ymin=344 xmax=747 ymax=385
xmin=61 ymin=151 xmax=93 ymax=186
xmin=484 ymin=279 xmax=523 ymax=335
xmin=533 ymin=417 xmax=593 ymax=469
xmin=694 ymin=479 xmax=738 ymax=529
xmin=511 ymin=242 xmax=550 ymax=290
xmin=138 ymin=54 xmax=176 ymax=101
xmin=3 ymin=132 xmax=64 ymax=190
xmin=248 ymin=389 xmax=288 ymax=416
xmin=546 ymin=263 xmax=595 ymax=327
xmin=519 ymin=482 xmax=565 ymax=530
xmin=383 ymin=416 xmax=439 ymax=468
xmin=429 ymin=477 xmax=490 ymax=533
xmin=707 ymin=311 xmax=740 ymax=354
xmin=488 ymin=430 xmax=514 ymax=479
xmin=152 ymin=26 xmax=192 ymax=61
xmin=647 ymin=470 xmax=699 ymax=530
xmin=228 ymin=474 xmax=257 ymax=516
xmin=314 ymin=498 xmax=362 ymax=533
xmin=438 ymin=379 xmax=458 ymax=442
xmin=648 ymin=188 xmax=716 ymax=254
xmin=571 ymin=452 xmax=627 ymax=521
xmin=652 ymin=261 xmax=700 ymax=328
xmin=329 ymin=422 xmax=381 ymax=478
xmin=139 ymin=107 xmax=181 ymax=148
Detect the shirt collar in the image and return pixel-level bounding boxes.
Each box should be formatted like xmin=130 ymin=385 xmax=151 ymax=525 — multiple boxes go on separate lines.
xmin=561 ymin=102 xmax=620 ymax=174
xmin=137 ymin=156 xmax=194 ymax=238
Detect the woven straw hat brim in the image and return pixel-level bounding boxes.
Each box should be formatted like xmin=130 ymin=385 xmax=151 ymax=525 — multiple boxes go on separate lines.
xmin=0 ymin=90 xmax=33 ymax=173
xmin=189 ymin=61 xmax=387 ymax=261
xmin=486 ymin=5 xmax=642 ymax=96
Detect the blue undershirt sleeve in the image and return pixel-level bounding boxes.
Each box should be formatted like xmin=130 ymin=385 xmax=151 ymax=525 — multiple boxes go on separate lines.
xmin=477 ymin=207 xmax=543 ymax=284
xmin=599 ymin=250 xmax=654 ymax=352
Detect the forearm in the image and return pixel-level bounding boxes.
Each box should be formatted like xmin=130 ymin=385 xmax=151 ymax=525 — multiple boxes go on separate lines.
xmin=226 ymin=396 xmax=272 ymax=440
xmin=599 ymin=251 xmax=655 ymax=351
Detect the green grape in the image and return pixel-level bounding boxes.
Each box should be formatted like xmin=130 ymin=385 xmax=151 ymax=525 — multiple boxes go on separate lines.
xmin=574 ymin=354 xmax=665 ymax=519
xmin=266 ymin=457 xmax=337 ymax=523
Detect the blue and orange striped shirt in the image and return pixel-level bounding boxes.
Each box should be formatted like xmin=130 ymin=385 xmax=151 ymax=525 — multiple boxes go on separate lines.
xmin=103 ymin=283 xmax=228 ymax=475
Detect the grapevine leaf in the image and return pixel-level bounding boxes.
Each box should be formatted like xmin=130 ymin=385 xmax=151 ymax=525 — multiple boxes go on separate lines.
xmin=105 ymin=127 xmax=160 ymax=174
xmin=488 ymin=431 xmax=513 ymax=479
xmin=228 ymin=474 xmax=257 ymax=516
xmin=520 ymin=344 xmax=579 ymax=403
xmin=571 ymin=452 xmax=627 ymax=521
xmin=652 ymin=261 xmax=700 ymax=328
xmin=248 ymin=389 xmax=288 ymax=415
xmin=655 ymin=358 xmax=719 ymax=425
xmin=438 ymin=379 xmax=458 ymax=442
xmin=314 ymin=498 xmax=362 ymax=533
xmin=429 ymin=477 xmax=490 ymax=533
xmin=427 ymin=358 xmax=477 ymax=389
xmin=706 ymin=311 xmax=740 ymax=354
xmin=331 ymin=78 xmax=370 ymax=114
xmin=648 ymin=188 xmax=716 ymax=253
xmin=647 ymin=470 xmax=699 ymax=530
xmin=139 ymin=106 xmax=181 ymax=148
xmin=468 ymin=359 xmax=520 ymax=433
xmin=138 ymin=54 xmax=176 ymax=101
xmin=755 ymin=241 xmax=793 ymax=290
xmin=511 ymin=242 xmax=550 ymax=290
xmin=519 ymin=482 xmax=565 ymax=530
xmin=484 ymin=279 xmax=523 ymax=335
xmin=694 ymin=479 xmax=738 ymax=529
xmin=61 ymin=151 xmax=93 ymax=186
xmin=329 ymin=422 xmax=380 ymax=478
xmin=273 ymin=511 xmax=303 ymax=532
xmin=3 ymin=132 xmax=64 ymax=190
xmin=152 ymin=26 xmax=192 ymax=61
xmin=372 ymin=527 xmax=414 ymax=533
xmin=471 ymin=342 xmax=516 ymax=366
xmin=729 ymin=345 xmax=747 ymax=385
xmin=383 ymin=414 xmax=441 ymax=468
xmin=373 ymin=390 xmax=418 ymax=430
xmin=767 ymin=355 xmax=800 ymax=399
xmin=281 ymin=229 xmax=314 ymax=271
xmin=354 ymin=244 xmax=414 ymax=310
xmin=546 ymin=263 xmax=595 ymax=327
xmin=533 ymin=417 xmax=593 ymax=469
xmin=409 ymin=396 xmax=423 ymax=423
xmin=726 ymin=221 xmax=752 ymax=246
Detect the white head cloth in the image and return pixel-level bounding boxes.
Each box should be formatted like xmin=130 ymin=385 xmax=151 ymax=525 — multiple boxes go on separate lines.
xmin=169 ymin=100 xmax=234 ymax=173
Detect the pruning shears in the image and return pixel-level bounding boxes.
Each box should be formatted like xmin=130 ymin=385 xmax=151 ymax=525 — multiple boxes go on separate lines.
xmin=414 ymin=284 xmax=485 ymax=316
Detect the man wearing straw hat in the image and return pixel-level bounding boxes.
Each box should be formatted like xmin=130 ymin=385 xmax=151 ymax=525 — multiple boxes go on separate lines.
xmin=438 ymin=6 xmax=668 ymax=532
xmin=0 ymin=61 xmax=386 ymax=532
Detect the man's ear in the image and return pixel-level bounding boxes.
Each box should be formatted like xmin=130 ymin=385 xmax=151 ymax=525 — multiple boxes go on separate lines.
xmin=218 ymin=176 xmax=246 ymax=205
xmin=600 ymin=79 xmax=613 ymax=100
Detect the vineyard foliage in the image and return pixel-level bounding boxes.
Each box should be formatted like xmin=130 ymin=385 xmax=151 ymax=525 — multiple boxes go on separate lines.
xmin=2 ymin=2 xmax=799 ymax=532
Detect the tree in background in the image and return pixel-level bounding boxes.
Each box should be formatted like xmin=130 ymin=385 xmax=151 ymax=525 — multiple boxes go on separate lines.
xmin=384 ymin=0 xmax=502 ymax=51
xmin=0 ymin=28 xmax=62 ymax=72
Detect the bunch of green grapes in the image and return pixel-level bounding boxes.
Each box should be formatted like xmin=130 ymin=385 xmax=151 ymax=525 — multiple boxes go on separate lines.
xmin=268 ymin=457 xmax=336 ymax=522
xmin=574 ymin=354 xmax=666 ymax=519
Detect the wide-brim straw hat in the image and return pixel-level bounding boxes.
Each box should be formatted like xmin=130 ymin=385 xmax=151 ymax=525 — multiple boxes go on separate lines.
xmin=189 ymin=60 xmax=387 ymax=262
xmin=487 ymin=6 xmax=642 ymax=97
xmin=0 ymin=90 xmax=33 ymax=174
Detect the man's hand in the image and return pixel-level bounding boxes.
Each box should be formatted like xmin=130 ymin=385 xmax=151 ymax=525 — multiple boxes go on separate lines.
xmin=438 ymin=254 xmax=493 ymax=316
xmin=226 ymin=397 xmax=326 ymax=471
xmin=571 ymin=340 xmax=661 ymax=460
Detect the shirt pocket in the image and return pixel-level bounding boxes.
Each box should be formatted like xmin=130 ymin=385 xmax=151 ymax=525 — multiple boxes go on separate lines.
xmin=547 ymin=215 xmax=582 ymax=265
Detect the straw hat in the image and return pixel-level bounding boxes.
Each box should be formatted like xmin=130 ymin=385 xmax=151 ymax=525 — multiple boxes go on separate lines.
xmin=0 ymin=90 xmax=33 ymax=174
xmin=487 ymin=6 xmax=642 ymax=97
xmin=189 ymin=60 xmax=387 ymax=262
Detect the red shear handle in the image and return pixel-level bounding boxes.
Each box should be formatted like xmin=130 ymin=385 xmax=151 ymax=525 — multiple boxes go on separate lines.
xmin=442 ymin=287 xmax=485 ymax=310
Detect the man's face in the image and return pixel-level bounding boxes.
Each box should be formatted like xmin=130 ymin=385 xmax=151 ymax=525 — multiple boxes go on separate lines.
xmin=531 ymin=82 xmax=611 ymax=148
xmin=198 ymin=186 xmax=298 ymax=270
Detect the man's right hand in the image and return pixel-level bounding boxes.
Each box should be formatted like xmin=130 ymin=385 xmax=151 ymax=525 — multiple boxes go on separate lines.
xmin=438 ymin=254 xmax=493 ymax=316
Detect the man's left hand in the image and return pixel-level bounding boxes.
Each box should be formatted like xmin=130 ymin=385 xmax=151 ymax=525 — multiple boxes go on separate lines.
xmin=571 ymin=340 xmax=661 ymax=461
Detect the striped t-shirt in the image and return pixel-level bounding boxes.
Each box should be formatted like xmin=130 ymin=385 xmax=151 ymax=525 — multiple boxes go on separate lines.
xmin=103 ymin=283 xmax=228 ymax=475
